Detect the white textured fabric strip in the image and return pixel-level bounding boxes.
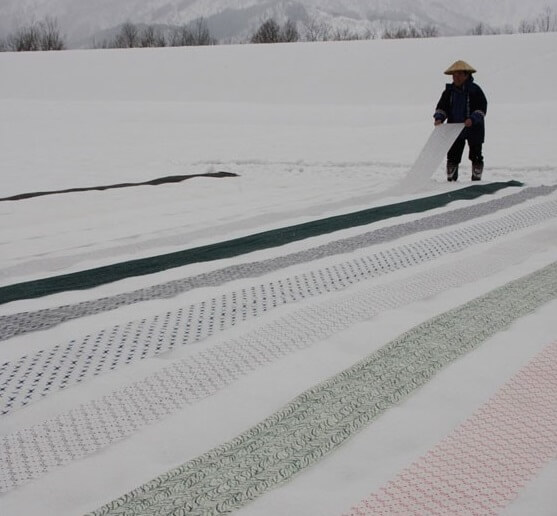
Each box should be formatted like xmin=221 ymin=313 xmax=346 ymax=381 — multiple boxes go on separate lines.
xmin=399 ymin=123 xmax=464 ymax=192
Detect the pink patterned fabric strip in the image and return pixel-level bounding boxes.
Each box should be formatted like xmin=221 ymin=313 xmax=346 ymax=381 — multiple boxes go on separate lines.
xmin=345 ymin=340 xmax=557 ymax=516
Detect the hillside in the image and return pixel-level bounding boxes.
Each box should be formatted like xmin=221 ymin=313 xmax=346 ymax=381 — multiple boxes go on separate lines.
xmin=1 ymin=0 xmax=556 ymax=47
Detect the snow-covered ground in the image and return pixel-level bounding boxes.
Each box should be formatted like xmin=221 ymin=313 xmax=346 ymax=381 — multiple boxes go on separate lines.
xmin=0 ymin=33 xmax=556 ymax=515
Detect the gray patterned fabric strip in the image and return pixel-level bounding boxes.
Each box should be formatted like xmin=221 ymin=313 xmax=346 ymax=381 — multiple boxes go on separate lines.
xmin=1 ymin=185 xmax=555 ymax=342
xmin=89 ymin=262 xmax=557 ymax=516
xmin=1 ymin=198 xmax=556 ymax=416
xmin=0 ymin=234 xmax=554 ymax=494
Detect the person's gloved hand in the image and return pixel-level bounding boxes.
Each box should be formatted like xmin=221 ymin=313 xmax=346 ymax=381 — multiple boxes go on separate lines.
xmin=433 ymin=110 xmax=446 ymax=126
xmin=469 ymin=111 xmax=485 ymax=125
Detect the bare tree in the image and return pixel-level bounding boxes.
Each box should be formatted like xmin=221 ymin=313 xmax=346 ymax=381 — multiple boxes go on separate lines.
xmin=91 ymin=37 xmax=108 ymax=49
xmin=518 ymin=7 xmax=557 ymax=33
xmin=332 ymin=27 xmax=360 ymax=41
xmin=250 ymin=18 xmax=304 ymax=44
xmin=251 ymin=18 xmax=282 ymax=43
xmin=420 ymin=24 xmax=439 ymax=37
xmin=500 ymin=24 xmax=516 ymax=34
xmin=251 ymin=16 xmax=379 ymax=43
xmin=190 ymin=18 xmax=216 ymax=45
xmin=331 ymin=27 xmax=373 ymax=41
xmin=382 ymin=25 xmax=410 ymax=39
xmin=468 ymin=23 xmax=497 ymax=35
xmin=168 ymin=18 xmax=215 ymax=46
xmin=139 ymin=25 xmax=166 ymax=47
xmin=6 ymin=23 xmax=41 ymax=51
xmin=362 ymin=28 xmax=378 ymax=40
xmin=302 ymin=19 xmax=331 ymax=41
xmin=518 ymin=19 xmax=537 ymax=33
xmin=536 ymin=6 xmax=557 ymax=32
xmin=382 ymin=23 xmax=438 ymax=39
xmin=39 ymin=17 xmax=65 ymax=50
xmin=281 ymin=19 xmax=300 ymax=42
xmin=114 ymin=22 xmax=140 ymax=48
xmin=169 ymin=26 xmax=194 ymax=46
xmin=4 ymin=18 xmax=65 ymax=52
xmin=140 ymin=25 xmax=157 ymax=47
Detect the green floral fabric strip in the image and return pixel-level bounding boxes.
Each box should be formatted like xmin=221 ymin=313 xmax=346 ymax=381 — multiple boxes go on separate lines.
xmin=90 ymin=261 xmax=557 ymax=516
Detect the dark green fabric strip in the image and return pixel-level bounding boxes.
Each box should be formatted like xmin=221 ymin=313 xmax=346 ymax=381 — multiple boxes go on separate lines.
xmin=0 ymin=181 xmax=522 ymax=305
xmin=0 ymin=172 xmax=238 ymax=201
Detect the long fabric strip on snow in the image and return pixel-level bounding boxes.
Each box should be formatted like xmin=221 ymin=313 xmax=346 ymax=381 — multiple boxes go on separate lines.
xmin=2 ymin=197 xmax=556 ymax=416
xmin=88 ymin=262 xmax=557 ymax=516
xmin=400 ymin=123 xmax=464 ymax=191
xmin=3 ymin=183 xmax=555 ymax=342
xmin=0 ymin=171 xmax=238 ymax=202
xmin=1 ymin=232 xmax=553 ymax=493
xmin=344 ymin=340 xmax=557 ymax=516
xmin=0 ymin=181 xmax=521 ymax=304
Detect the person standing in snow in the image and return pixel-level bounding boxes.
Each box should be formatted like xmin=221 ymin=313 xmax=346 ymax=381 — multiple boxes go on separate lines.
xmin=433 ymin=60 xmax=487 ymax=181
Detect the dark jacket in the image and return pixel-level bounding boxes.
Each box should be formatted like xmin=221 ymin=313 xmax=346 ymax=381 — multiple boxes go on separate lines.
xmin=434 ymin=76 xmax=487 ymax=144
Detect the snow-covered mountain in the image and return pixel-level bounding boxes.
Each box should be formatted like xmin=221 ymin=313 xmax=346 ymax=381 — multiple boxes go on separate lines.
xmin=1 ymin=0 xmax=556 ymax=47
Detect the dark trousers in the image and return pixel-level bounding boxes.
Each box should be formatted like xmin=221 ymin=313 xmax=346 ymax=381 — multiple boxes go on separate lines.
xmin=447 ymin=138 xmax=483 ymax=165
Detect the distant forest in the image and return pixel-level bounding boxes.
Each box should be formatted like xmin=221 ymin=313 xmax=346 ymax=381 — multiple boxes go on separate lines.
xmin=1 ymin=7 xmax=556 ymax=52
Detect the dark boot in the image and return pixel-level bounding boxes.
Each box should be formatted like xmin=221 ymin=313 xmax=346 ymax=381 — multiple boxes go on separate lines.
xmin=446 ymin=162 xmax=459 ymax=182
xmin=471 ymin=162 xmax=484 ymax=181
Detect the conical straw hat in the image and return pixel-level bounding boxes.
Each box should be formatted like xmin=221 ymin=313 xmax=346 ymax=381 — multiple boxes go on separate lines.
xmin=444 ymin=60 xmax=477 ymax=74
